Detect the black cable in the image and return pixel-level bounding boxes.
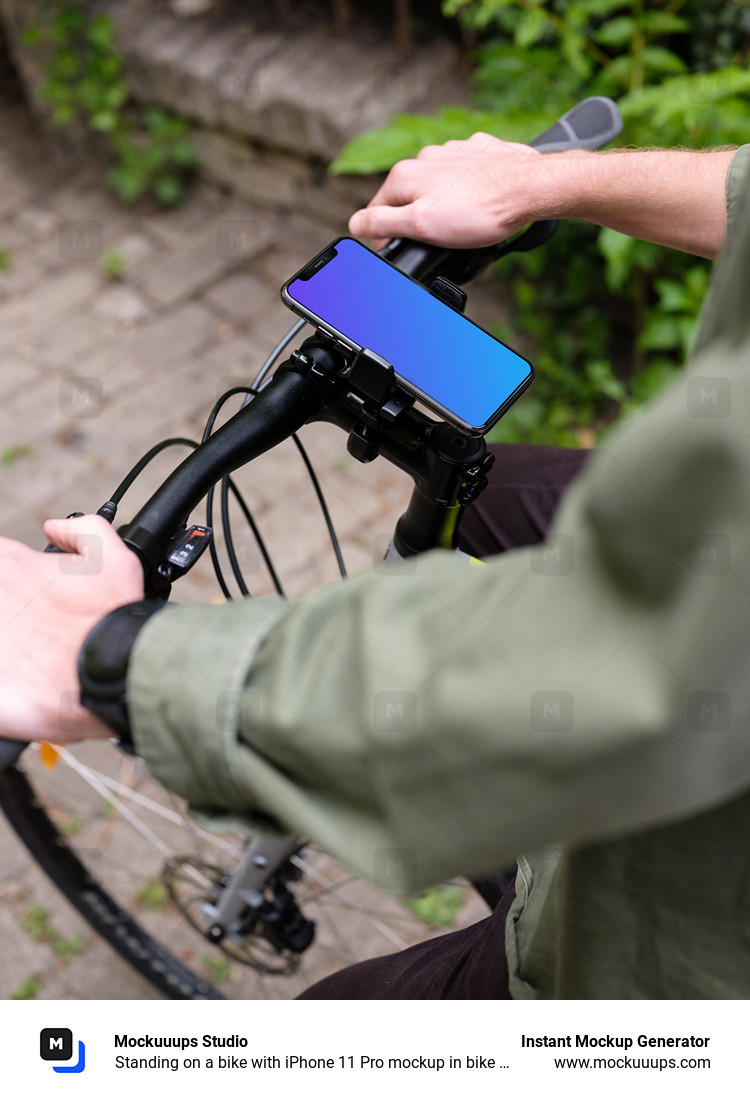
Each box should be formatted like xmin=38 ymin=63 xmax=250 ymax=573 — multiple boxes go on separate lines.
xmin=291 ymin=433 xmax=347 ymax=579
xmin=205 ymin=483 xmax=232 ymax=601
xmin=222 ymin=476 xmax=285 ymax=597
xmin=201 ymin=387 xmax=256 ymax=444
xmin=206 ymin=472 xmax=286 ymax=600
xmin=203 ymin=387 xmax=285 ymax=598
xmin=202 ymin=390 xmax=258 ymax=599
xmin=248 ymin=318 xmax=307 ymax=396
xmin=220 ymin=476 xmax=250 ymax=597
xmin=110 ymin=438 xmax=199 ymax=505
xmin=201 ymin=370 xmax=346 ymax=598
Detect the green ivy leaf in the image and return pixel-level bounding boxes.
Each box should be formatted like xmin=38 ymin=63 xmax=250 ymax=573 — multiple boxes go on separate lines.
xmin=597 ymin=227 xmax=634 ymax=291
xmin=620 ymin=67 xmax=750 ymax=127
xmin=604 ymin=53 xmax=633 ymax=88
xmin=107 ymin=164 xmax=146 ymax=203
xmin=655 ymin=277 xmax=692 ymax=313
xmin=629 ymin=238 xmax=662 ymax=273
xmin=586 ymin=358 xmax=628 ymax=402
xmin=98 ymin=54 xmax=125 ymax=82
xmin=21 ymin=25 xmax=42 ymax=46
xmin=641 ymin=46 xmax=688 ymax=75
xmin=53 ymin=47 xmax=79 ymax=78
xmin=87 ymin=12 xmax=116 ymax=50
xmin=592 ymin=15 xmax=634 ymax=47
xmin=144 ymin=107 xmax=171 ymax=134
xmin=153 ymin=173 xmax=184 ymax=206
xmin=576 ymin=0 xmax=629 ymax=17
xmin=104 ymin=81 xmax=129 ymax=110
xmin=515 ymin=8 xmax=547 ymax=48
xmin=51 ymin=102 xmax=76 ymax=125
xmin=561 ymin=28 xmax=593 ymax=79
xmin=90 ymin=109 xmax=117 ymax=132
xmin=643 ymin=12 xmax=691 ymax=37
xmin=685 ymin=264 xmax=709 ymax=300
xmin=442 ymin=0 xmax=516 ymax=31
xmin=638 ymin=313 xmax=682 ymax=352
xmin=630 ymin=359 xmax=681 ymax=404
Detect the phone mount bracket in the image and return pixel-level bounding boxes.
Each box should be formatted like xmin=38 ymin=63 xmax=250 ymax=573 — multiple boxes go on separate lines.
xmin=344 ymin=347 xmax=417 ymax=463
xmin=348 ymin=347 xmax=396 ymax=405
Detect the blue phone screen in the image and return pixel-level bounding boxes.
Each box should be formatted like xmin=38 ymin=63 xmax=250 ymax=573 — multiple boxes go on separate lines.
xmin=285 ymin=238 xmax=532 ymax=431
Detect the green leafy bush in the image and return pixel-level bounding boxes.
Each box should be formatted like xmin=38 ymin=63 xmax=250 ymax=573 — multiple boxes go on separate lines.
xmin=24 ymin=2 xmax=199 ymax=206
xmin=332 ymin=0 xmax=750 ymax=444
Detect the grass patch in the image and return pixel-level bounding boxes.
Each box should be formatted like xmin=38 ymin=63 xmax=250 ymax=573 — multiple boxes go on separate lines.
xmin=10 ymin=973 xmax=41 ymax=999
xmin=404 ymin=885 xmax=465 ymax=928
xmin=20 ymin=905 xmax=84 ymax=959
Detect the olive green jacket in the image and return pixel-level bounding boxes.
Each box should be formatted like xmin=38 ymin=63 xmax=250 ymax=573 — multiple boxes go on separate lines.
xmin=130 ymin=145 xmax=750 ymax=999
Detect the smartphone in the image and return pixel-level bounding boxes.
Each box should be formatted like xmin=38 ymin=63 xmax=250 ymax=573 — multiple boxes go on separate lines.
xmin=281 ymin=236 xmax=534 ymax=434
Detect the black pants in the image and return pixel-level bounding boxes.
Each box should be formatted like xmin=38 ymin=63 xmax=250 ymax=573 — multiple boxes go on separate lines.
xmin=298 ymin=443 xmax=591 ymax=999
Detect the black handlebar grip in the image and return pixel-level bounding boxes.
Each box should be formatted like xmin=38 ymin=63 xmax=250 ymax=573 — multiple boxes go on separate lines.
xmin=529 ymin=96 xmax=623 ymax=151
xmin=0 ymin=739 xmax=26 ymax=769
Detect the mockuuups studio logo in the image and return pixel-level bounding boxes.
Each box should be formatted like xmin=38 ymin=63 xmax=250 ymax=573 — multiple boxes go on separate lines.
xmin=373 ymin=848 xmax=417 ymax=891
xmin=687 ymin=691 xmax=731 ymax=733
xmin=215 ymin=220 xmax=259 ymax=261
xmin=40 ymin=1028 xmax=86 ymax=1074
xmin=59 ymin=220 xmax=102 ymax=261
xmin=531 ymin=691 xmax=575 ymax=732
xmin=687 ymin=533 xmax=731 ymax=575
xmin=59 ymin=376 xmax=103 ymax=419
xmin=687 ymin=377 xmax=730 ymax=418
xmin=531 ymin=534 xmax=574 ymax=574
xmin=373 ymin=691 xmax=417 ymax=733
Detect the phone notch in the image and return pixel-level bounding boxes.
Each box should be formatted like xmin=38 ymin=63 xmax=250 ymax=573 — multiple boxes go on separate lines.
xmin=298 ymin=245 xmax=338 ymax=281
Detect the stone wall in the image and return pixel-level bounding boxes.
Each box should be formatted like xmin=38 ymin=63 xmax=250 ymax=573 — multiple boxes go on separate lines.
xmin=0 ymin=0 xmax=468 ymax=232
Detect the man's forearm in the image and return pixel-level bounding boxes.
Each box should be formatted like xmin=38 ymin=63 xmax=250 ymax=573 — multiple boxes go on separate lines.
xmin=350 ymin=140 xmax=737 ymax=258
xmin=528 ymin=148 xmax=735 ymax=259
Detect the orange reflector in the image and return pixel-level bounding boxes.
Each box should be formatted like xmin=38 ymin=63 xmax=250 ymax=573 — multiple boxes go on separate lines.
xmin=39 ymin=743 xmax=61 ymax=769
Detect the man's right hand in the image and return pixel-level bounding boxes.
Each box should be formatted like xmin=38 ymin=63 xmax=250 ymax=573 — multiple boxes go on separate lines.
xmin=348 ymin=133 xmax=543 ymax=251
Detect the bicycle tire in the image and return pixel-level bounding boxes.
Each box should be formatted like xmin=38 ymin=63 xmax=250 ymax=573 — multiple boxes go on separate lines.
xmin=0 ymin=741 xmax=484 ymax=999
xmin=0 ymin=761 xmax=220 ymax=1000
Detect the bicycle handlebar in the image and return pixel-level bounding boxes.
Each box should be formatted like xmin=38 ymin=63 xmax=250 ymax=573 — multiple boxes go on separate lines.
xmin=0 ymin=96 xmax=623 ymax=772
xmin=117 ymin=368 xmax=323 ymax=582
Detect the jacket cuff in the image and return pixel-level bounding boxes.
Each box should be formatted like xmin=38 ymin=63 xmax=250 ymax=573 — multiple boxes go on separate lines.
xmin=126 ymin=597 xmax=287 ymax=811
xmin=726 ymin=144 xmax=750 ymax=233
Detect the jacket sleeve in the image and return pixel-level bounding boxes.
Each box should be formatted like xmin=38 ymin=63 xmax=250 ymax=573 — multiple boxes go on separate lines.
xmin=128 ymin=145 xmax=750 ymax=891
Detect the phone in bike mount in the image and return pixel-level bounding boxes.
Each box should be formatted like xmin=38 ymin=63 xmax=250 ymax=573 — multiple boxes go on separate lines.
xmin=281 ymin=236 xmax=534 ymax=435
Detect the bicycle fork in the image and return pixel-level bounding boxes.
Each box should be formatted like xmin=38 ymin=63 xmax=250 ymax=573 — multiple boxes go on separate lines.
xmin=200 ymin=833 xmax=315 ymax=955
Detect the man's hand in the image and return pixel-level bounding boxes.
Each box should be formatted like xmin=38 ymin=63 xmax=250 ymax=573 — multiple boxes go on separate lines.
xmin=0 ymin=514 xmax=144 ymax=743
xmin=349 ymin=134 xmax=541 ymax=250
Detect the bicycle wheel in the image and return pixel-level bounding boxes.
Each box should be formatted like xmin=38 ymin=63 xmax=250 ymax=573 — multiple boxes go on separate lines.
xmin=0 ymin=741 xmax=484 ymax=999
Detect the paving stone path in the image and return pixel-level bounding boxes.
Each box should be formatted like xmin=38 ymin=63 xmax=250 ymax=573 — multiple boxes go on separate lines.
xmin=0 ymin=93 xmax=502 ymax=999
